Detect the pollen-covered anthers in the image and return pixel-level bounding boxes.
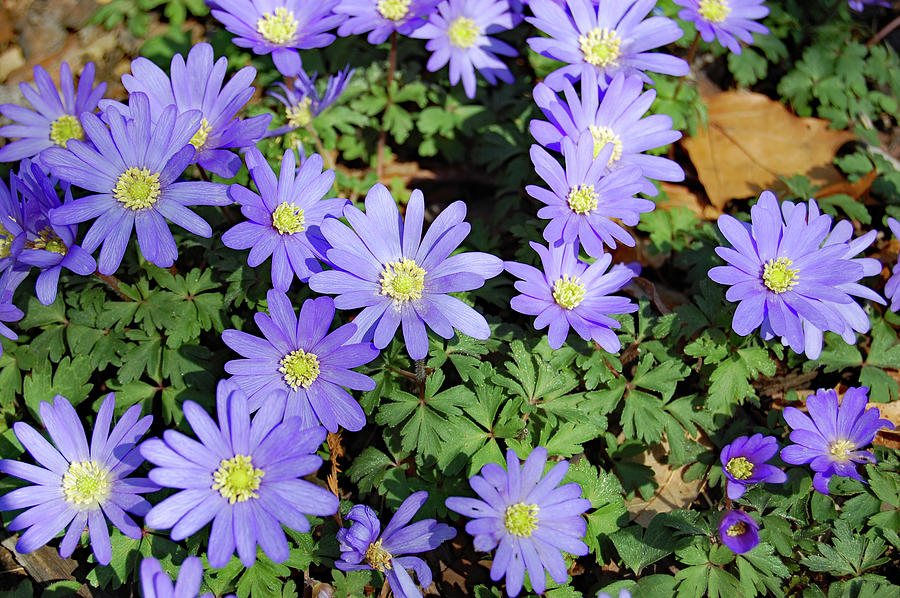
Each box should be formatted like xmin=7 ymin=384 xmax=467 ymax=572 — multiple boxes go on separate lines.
xmin=257 ymin=7 xmax=299 ymax=45
xmin=377 ymin=0 xmax=412 ymax=20
xmin=190 ymin=118 xmax=213 ymax=151
xmin=287 ymin=97 xmax=313 ymax=128
xmin=590 ymin=125 xmax=624 ymax=166
xmin=0 ymin=224 xmax=12 ymax=259
xmin=762 ymin=257 xmax=799 ymax=294
xmin=725 ymin=456 xmax=754 ymax=480
xmin=567 ymin=184 xmax=599 ymax=215
xmin=380 ymin=258 xmax=426 ymax=302
xmin=448 ymin=16 xmax=479 ymax=48
xmin=726 ymin=521 xmax=748 ymax=536
xmin=699 ymin=0 xmax=731 ymax=22
xmin=279 ymin=349 xmax=321 ymax=390
xmin=212 ymin=454 xmax=265 ymax=504
xmin=553 ymin=275 xmax=586 ymax=310
xmin=364 ymin=539 xmax=394 ymax=572
xmin=49 ymin=115 xmax=84 ymax=147
xmin=579 ymin=28 xmax=622 ymax=67
xmin=828 ymin=439 xmax=856 ymax=461
xmin=272 ymin=202 xmax=306 ymax=235
xmin=62 ymin=460 xmax=112 ymax=507
xmin=504 ymin=503 xmax=539 ymax=537
xmin=114 ymin=167 xmax=161 ymax=210
xmin=28 ymin=228 xmax=67 ymax=255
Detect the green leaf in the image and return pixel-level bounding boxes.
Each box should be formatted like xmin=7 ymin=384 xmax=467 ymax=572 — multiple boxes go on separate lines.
xmin=235 ymin=553 xmax=291 ymax=598
xmin=22 ymin=356 xmax=94 ymax=418
xmin=611 ymin=518 xmax=676 ymax=575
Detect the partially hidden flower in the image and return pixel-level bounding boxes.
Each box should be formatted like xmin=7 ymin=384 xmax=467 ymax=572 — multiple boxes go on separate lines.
xmin=336 ymin=0 xmax=440 ymax=43
xmin=446 ymin=447 xmax=591 ymax=597
xmin=0 ymin=62 xmax=106 ymax=163
xmin=223 ymin=292 xmax=379 ymax=432
xmin=0 ymin=393 xmax=155 ymax=565
xmin=720 ymin=434 xmax=786 ymax=500
xmin=781 ymin=386 xmax=894 ymax=495
xmin=222 ymin=148 xmax=346 ymax=290
xmin=309 ymin=183 xmax=504 ymax=360
xmin=336 ymin=491 xmax=456 ymax=598
xmin=883 ymin=217 xmax=900 ymax=312
xmin=718 ymin=510 xmax=759 ymax=554
xmin=267 ymin=66 xmax=355 ymax=137
xmin=598 ymin=591 xmax=632 ymax=598
xmin=848 ymin=0 xmax=891 ymax=10
xmin=0 ymin=174 xmax=26 ymax=284
xmin=673 ymin=0 xmax=769 ymax=55
xmin=506 ymin=241 xmax=637 ymax=351
xmin=141 ymin=380 xmax=339 ymax=567
xmin=0 ymin=290 xmax=23 ymax=356
xmin=141 ymin=556 xmax=233 ymax=598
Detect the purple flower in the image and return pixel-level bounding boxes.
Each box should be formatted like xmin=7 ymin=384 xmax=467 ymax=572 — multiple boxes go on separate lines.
xmin=335 ymin=0 xmax=440 ymax=43
xmin=0 ymin=290 xmax=23 ymax=357
xmin=0 ymin=394 xmax=155 ymax=565
xmin=210 ymin=0 xmax=344 ymax=77
xmin=718 ymin=510 xmax=759 ymax=554
xmin=708 ymin=191 xmax=875 ymax=359
xmin=42 ymin=92 xmax=229 ymax=274
xmin=223 ymin=292 xmax=379 ymax=432
xmin=720 ymin=434 xmax=786 ymax=500
xmin=531 ymin=69 xmax=684 ymax=186
xmin=222 ymin=148 xmax=346 ymax=290
xmin=141 ymin=556 xmax=230 ymax=598
xmin=528 ymin=131 xmax=653 ymax=254
xmin=141 ymin=380 xmax=339 ymax=567
xmin=884 ymin=218 xmax=900 ymax=312
xmin=445 ymin=447 xmax=591 ymax=598
xmin=673 ymin=0 xmax=769 ymax=55
xmin=309 ymin=183 xmax=504 ymax=360
xmin=781 ymin=387 xmax=894 ymax=495
xmin=336 ymin=491 xmax=456 ymax=598
xmin=267 ymin=66 xmax=355 ymax=138
xmin=409 ymin=0 xmax=517 ymax=99
xmin=0 ymin=62 xmax=106 ymax=163
xmin=526 ymin=0 xmax=689 ymax=91
xmin=506 ymin=241 xmax=637 ymax=351
xmin=101 ymin=43 xmax=272 ymax=178
xmin=848 ymin=0 xmax=891 ymax=10
xmin=1 ymin=174 xmax=26 ymax=280
xmin=599 ymin=591 xmax=632 ymax=598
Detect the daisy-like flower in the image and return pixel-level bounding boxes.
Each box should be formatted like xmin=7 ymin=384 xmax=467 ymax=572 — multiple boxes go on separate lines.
xmin=885 ymin=218 xmax=900 ymax=312
xmin=210 ymin=0 xmax=344 ymax=77
xmin=223 ymin=292 xmax=379 ymax=432
xmin=781 ymin=386 xmax=894 ymax=495
xmin=526 ymin=0 xmax=689 ymax=91
xmin=141 ymin=380 xmax=340 ymax=567
xmin=222 ymin=148 xmax=346 ymax=290
xmin=101 ymin=43 xmax=272 ymax=178
xmin=0 ymin=394 xmax=154 ymax=565
xmin=308 ymin=183 xmax=504 ymax=360
xmin=335 ymin=491 xmax=456 ymax=598
xmin=446 ymin=447 xmax=591 ymax=597
xmin=708 ymin=191 xmax=872 ymax=359
xmin=720 ymin=434 xmax=786 ymax=500
xmin=409 ymin=0 xmax=517 ymax=99
xmin=528 ymin=131 xmax=652 ymax=255
xmin=14 ymin=160 xmax=96 ymax=305
xmin=336 ymin=0 xmax=440 ymax=43
xmin=531 ymin=69 xmax=684 ymax=186
xmin=0 ymin=290 xmax=23 ymax=357
xmin=673 ymin=0 xmax=769 ymax=55
xmin=267 ymin=66 xmax=355 ymax=138
xmin=506 ymin=241 xmax=637 ymax=351
xmin=42 ymin=92 xmax=229 ymax=275
xmin=141 ymin=556 xmax=233 ymax=598
xmin=0 ymin=62 xmax=106 ymax=163
xmin=718 ymin=510 xmax=759 ymax=554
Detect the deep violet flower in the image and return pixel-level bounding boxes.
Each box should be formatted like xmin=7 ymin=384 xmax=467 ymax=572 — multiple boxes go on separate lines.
xmin=446 ymin=447 xmax=591 ymax=597
xmin=531 ymin=69 xmax=684 ymax=186
xmin=309 ymin=183 xmax=504 ymax=360
xmin=142 ymin=380 xmax=339 ymax=568
xmin=886 ymin=218 xmax=900 ymax=312
xmin=0 ymin=62 xmax=106 ymax=163
xmin=720 ymin=434 xmax=786 ymax=500
xmin=335 ymin=0 xmax=440 ymax=43
xmin=673 ymin=0 xmax=769 ymax=55
xmin=409 ymin=0 xmax=517 ymax=99
xmin=718 ymin=510 xmax=759 ymax=554
xmin=267 ymin=66 xmax=355 ymax=138
xmin=848 ymin=0 xmax=890 ymax=10
xmin=0 ymin=175 xmax=26 ymax=286
xmin=101 ymin=43 xmax=272 ymax=178
xmin=42 ymin=92 xmax=229 ymax=274
xmin=336 ymin=491 xmax=456 ymax=598
xmin=222 ymin=292 xmax=379 ymax=432
xmin=0 ymin=290 xmax=23 ymax=357
xmin=209 ymin=0 xmax=344 ymax=77
xmin=781 ymin=386 xmax=894 ymax=495
xmin=505 ymin=241 xmax=637 ymax=351
xmin=528 ymin=130 xmax=653 ymax=254
xmin=0 ymin=394 xmax=154 ymax=565
xmin=526 ymin=0 xmax=689 ymax=91
xmin=141 ymin=556 xmax=232 ymax=598
xmin=221 ymin=148 xmax=346 ymax=290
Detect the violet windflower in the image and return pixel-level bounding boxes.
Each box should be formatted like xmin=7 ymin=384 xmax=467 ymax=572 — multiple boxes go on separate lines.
xmin=781 ymin=386 xmax=894 ymax=495
xmin=0 ymin=290 xmax=23 ymax=357
xmin=335 ymin=0 xmax=440 ymax=43
xmin=267 ymin=66 xmax=355 ymax=138
xmin=886 ymin=218 xmax=900 ymax=312
xmin=141 ymin=556 xmax=232 ymax=598
xmin=718 ymin=510 xmax=759 ymax=554
xmin=336 ymin=491 xmax=456 ymax=598
xmin=673 ymin=0 xmax=769 ymax=55
xmin=848 ymin=0 xmax=891 ymax=10
xmin=720 ymin=434 xmax=786 ymax=500
xmin=0 ymin=175 xmax=26 ymax=284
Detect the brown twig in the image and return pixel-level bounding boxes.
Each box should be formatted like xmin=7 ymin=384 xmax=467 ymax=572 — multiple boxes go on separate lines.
xmin=376 ymin=32 xmax=399 ymax=182
xmin=94 ymin=272 xmax=132 ymax=302
xmin=673 ymin=31 xmax=701 ymax=99
xmin=867 ymin=13 xmax=900 ymax=48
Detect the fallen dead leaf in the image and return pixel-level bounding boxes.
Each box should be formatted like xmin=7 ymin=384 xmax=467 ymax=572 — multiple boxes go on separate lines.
xmin=816 ymin=168 xmax=878 ymax=201
xmin=868 ymin=401 xmax=900 ymax=450
xmin=682 ymin=91 xmax=855 ymax=210
xmin=658 ymin=181 xmax=721 ymax=220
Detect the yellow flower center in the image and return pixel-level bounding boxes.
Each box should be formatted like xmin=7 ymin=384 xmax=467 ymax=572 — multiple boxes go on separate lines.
xmin=762 ymin=257 xmax=799 ymax=294
xmin=553 ymin=275 xmax=586 ymax=310
xmin=190 ymin=118 xmax=212 ymax=151
xmin=62 ymin=460 xmax=112 ymax=507
xmin=725 ymin=456 xmax=754 ymax=480
xmin=727 ymin=521 xmax=747 ymax=536
xmin=377 ymin=0 xmax=412 ymax=20
xmin=828 ymin=439 xmax=856 ymax=461
xmin=212 ymin=454 xmax=265 ymax=503
xmin=699 ymin=0 xmax=731 ymax=22
xmin=257 ymin=6 xmax=299 ymax=45
xmin=279 ymin=349 xmax=321 ymax=390
xmin=380 ymin=258 xmax=426 ymax=302
xmin=272 ymin=202 xmax=306 ymax=235
xmin=579 ymin=28 xmax=622 ymax=67
xmin=364 ymin=539 xmax=394 ymax=572
xmin=0 ymin=224 xmax=12 ymax=259
xmin=590 ymin=125 xmax=623 ymax=166
xmin=504 ymin=503 xmax=539 ymax=537
xmin=113 ymin=167 xmax=161 ymax=210
xmin=567 ymin=184 xmax=599 ymax=214
xmin=29 ymin=227 xmax=68 ymax=255
xmin=448 ymin=16 xmax=479 ymax=48
xmin=49 ymin=115 xmax=84 ymax=147
xmin=286 ymin=97 xmax=313 ymax=128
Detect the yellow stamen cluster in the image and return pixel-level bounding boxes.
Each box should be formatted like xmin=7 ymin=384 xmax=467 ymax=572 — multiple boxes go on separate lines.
xmin=29 ymin=228 xmax=68 ymax=255
xmin=113 ymin=167 xmax=161 ymax=210
xmin=212 ymin=454 xmax=265 ymax=503
xmin=567 ymin=184 xmax=599 ymax=215
xmin=49 ymin=115 xmax=84 ymax=147
xmin=272 ymin=202 xmax=306 ymax=235
xmin=698 ymin=0 xmax=731 ymax=23
xmin=190 ymin=118 xmax=212 ymax=151
xmin=727 ymin=521 xmax=747 ymax=536
xmin=257 ymin=7 xmax=299 ymax=45
xmin=828 ymin=439 xmax=856 ymax=461
xmin=504 ymin=503 xmax=539 ymax=537
xmin=380 ymin=258 xmax=426 ymax=302
xmin=377 ymin=0 xmax=412 ymax=20
xmin=553 ymin=275 xmax=586 ymax=310
xmin=579 ymin=28 xmax=622 ymax=67
xmin=448 ymin=16 xmax=480 ymax=48
xmin=62 ymin=460 xmax=112 ymax=507
xmin=287 ymin=98 xmax=313 ymax=128
xmin=590 ymin=125 xmax=623 ymax=165
xmin=725 ymin=456 xmax=754 ymax=480
xmin=279 ymin=349 xmax=321 ymax=390
xmin=762 ymin=257 xmax=799 ymax=294
xmin=0 ymin=224 xmax=12 ymax=259
xmin=365 ymin=539 xmax=394 ymax=572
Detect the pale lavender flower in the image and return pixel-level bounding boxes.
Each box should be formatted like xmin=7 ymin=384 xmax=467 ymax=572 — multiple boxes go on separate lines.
xmin=266 ymin=66 xmax=354 ymax=137
xmin=335 ymin=0 xmax=440 ymax=43
xmin=885 ymin=218 xmax=900 ymax=312
xmin=140 ymin=556 xmax=232 ymax=598
xmin=673 ymin=0 xmax=769 ymax=54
